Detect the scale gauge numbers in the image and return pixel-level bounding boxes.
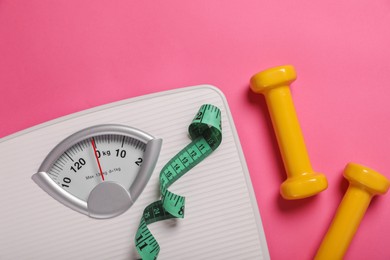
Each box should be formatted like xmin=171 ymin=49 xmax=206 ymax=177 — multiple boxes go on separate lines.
xmin=32 ymin=124 xmax=162 ymax=219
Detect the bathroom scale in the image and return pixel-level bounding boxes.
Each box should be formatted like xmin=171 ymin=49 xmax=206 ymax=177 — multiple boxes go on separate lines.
xmin=0 ymin=85 xmax=269 ymax=259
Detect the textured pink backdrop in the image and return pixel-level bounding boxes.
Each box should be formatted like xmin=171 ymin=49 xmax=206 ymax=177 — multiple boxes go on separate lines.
xmin=1 ymin=1 xmax=390 ymax=259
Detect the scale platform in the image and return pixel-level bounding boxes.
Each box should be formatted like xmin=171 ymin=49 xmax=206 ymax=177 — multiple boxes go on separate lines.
xmin=0 ymin=85 xmax=269 ymax=259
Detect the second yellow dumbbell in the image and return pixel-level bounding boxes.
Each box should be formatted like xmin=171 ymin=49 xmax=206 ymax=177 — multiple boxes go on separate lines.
xmin=315 ymin=163 xmax=390 ymax=260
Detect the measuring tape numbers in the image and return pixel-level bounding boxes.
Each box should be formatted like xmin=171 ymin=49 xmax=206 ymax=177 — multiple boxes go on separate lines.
xmin=135 ymin=104 xmax=222 ymax=260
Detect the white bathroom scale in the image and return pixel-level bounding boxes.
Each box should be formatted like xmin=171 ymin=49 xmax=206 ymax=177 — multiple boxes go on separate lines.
xmin=0 ymin=85 xmax=270 ymax=259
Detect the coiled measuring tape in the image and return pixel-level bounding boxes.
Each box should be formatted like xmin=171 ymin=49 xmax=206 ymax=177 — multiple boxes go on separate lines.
xmin=135 ymin=104 xmax=222 ymax=260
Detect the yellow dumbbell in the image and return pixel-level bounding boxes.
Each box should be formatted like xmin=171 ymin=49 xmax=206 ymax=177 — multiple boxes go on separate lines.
xmin=315 ymin=163 xmax=390 ymax=260
xmin=250 ymin=65 xmax=328 ymax=199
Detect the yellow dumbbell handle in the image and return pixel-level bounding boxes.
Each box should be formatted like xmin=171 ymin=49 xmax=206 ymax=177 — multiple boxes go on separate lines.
xmin=315 ymin=185 xmax=372 ymax=260
xmin=266 ymin=85 xmax=313 ymax=177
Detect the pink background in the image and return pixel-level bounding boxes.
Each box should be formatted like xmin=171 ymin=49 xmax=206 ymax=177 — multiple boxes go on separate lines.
xmin=1 ymin=1 xmax=390 ymax=259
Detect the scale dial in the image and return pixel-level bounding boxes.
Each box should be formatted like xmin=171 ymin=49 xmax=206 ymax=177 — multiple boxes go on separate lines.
xmin=32 ymin=125 xmax=162 ymax=219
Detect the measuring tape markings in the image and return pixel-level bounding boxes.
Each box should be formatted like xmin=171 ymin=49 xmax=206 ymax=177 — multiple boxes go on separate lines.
xmin=135 ymin=104 xmax=222 ymax=260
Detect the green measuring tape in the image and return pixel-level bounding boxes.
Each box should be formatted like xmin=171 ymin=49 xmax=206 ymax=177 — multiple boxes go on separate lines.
xmin=135 ymin=104 xmax=222 ymax=260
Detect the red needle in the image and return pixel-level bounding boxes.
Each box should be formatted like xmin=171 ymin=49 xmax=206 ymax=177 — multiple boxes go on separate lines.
xmin=91 ymin=137 xmax=105 ymax=181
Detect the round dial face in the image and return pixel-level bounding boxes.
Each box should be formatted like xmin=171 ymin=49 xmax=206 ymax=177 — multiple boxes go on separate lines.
xmin=47 ymin=134 xmax=145 ymax=201
xmin=33 ymin=124 xmax=162 ymax=218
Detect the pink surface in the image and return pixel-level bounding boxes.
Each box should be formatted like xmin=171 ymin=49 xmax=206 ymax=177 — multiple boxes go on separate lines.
xmin=1 ymin=1 xmax=390 ymax=259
